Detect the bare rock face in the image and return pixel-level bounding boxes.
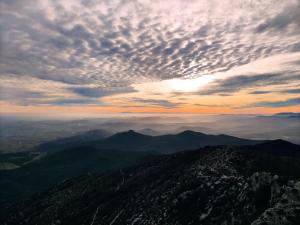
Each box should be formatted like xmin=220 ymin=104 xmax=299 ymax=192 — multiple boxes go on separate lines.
xmin=4 ymin=145 xmax=300 ymax=225
xmin=251 ymin=179 xmax=300 ymax=225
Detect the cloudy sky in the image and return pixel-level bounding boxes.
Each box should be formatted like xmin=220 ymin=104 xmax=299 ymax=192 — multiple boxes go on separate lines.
xmin=1 ymin=0 xmax=300 ymax=116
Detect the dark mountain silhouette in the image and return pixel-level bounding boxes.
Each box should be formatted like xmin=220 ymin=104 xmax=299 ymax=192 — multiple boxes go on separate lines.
xmin=89 ymin=130 xmax=264 ymax=153
xmin=104 ymin=130 xmax=152 ymax=144
xmin=4 ymin=140 xmax=300 ymax=225
xmin=90 ymin=130 xmax=153 ymax=150
xmin=34 ymin=129 xmax=112 ymax=152
xmin=34 ymin=130 xmax=264 ymax=153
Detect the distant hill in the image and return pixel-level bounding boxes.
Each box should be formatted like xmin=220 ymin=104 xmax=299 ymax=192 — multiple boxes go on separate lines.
xmin=274 ymin=112 xmax=300 ymax=118
xmin=257 ymin=112 xmax=300 ymax=119
xmin=35 ymin=129 xmax=112 ymax=152
xmin=5 ymin=140 xmax=300 ymax=225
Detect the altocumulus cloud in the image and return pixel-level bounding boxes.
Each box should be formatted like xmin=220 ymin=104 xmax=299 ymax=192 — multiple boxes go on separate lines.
xmin=0 ymin=87 xmax=50 ymax=106
xmin=1 ymin=0 xmax=300 ymax=105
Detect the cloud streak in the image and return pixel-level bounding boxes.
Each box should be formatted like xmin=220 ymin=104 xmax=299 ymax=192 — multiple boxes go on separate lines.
xmin=247 ymin=97 xmax=300 ymax=108
xmin=70 ymin=86 xmax=137 ymax=98
xmin=198 ymin=70 xmax=300 ymax=95
xmin=131 ymin=98 xmax=180 ymax=108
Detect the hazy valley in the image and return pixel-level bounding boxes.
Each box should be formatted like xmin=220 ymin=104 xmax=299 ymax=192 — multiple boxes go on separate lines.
xmin=1 ymin=114 xmax=300 ymax=224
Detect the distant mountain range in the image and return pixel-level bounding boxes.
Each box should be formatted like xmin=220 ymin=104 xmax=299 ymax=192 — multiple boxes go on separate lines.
xmin=37 ymin=129 xmax=265 ymax=153
xmin=107 ymin=130 xmax=264 ymax=153
xmin=4 ymin=140 xmax=300 ymax=225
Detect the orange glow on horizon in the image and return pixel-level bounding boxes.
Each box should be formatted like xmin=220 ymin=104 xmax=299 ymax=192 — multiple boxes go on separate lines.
xmin=1 ymin=101 xmax=299 ymax=117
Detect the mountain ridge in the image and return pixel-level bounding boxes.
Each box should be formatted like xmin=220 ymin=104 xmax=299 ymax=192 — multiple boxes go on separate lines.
xmin=32 ymin=129 xmax=267 ymax=154
xmin=4 ymin=141 xmax=300 ymax=225
xmin=40 ymin=129 xmax=265 ymax=153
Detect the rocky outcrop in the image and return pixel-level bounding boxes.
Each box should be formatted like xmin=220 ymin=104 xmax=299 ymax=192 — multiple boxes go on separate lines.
xmin=251 ymin=177 xmax=300 ymax=225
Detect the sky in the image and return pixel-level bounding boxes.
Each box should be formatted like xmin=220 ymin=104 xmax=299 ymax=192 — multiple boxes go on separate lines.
xmin=1 ymin=0 xmax=300 ymax=116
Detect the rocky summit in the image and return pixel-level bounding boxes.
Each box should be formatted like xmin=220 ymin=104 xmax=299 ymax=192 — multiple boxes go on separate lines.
xmin=4 ymin=143 xmax=300 ymax=225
